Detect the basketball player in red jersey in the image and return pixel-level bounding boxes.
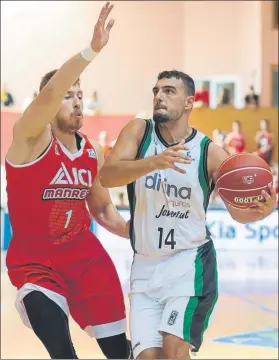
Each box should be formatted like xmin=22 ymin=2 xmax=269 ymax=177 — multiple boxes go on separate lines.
xmin=5 ymin=3 xmax=132 ymax=359
xmin=254 ymin=119 xmax=273 ymax=165
xmin=225 ymin=120 xmax=246 ymax=155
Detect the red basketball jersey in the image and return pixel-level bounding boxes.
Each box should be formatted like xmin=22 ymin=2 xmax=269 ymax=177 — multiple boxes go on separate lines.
xmin=5 ymin=132 xmax=98 ymax=252
xmin=227 ymin=133 xmax=246 ymax=155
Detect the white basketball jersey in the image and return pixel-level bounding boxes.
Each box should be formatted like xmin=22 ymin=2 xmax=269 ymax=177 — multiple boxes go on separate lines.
xmin=127 ymin=120 xmax=214 ymax=257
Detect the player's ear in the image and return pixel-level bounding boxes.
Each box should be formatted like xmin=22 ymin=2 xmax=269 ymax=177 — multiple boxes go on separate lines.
xmin=185 ymin=96 xmax=195 ymax=111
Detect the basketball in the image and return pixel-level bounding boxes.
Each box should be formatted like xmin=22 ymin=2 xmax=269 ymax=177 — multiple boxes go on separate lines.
xmin=215 ymin=153 xmax=273 ymax=209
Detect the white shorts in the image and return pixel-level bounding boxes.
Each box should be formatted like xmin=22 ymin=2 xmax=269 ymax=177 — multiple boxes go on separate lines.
xmin=129 ymin=241 xmax=218 ymax=358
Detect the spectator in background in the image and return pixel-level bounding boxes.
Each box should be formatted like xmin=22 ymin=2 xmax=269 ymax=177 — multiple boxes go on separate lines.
xmin=83 ymin=90 xmax=102 ymax=116
xmin=98 ymin=130 xmax=112 ymax=157
xmin=194 ymin=82 xmax=209 ymax=108
xmin=244 ymin=85 xmax=259 ymax=108
xmin=217 ymin=87 xmax=232 ymax=107
xmin=212 ymin=128 xmax=227 ymax=150
xmin=1 ymin=84 xmax=14 ymax=107
xmin=225 ymin=120 xmax=246 ymax=156
xmin=254 ymin=119 xmax=273 ymax=165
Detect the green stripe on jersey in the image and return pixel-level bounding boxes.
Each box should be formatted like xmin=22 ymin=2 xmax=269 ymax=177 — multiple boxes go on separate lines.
xmin=198 ymin=136 xmax=211 ymax=211
xmin=127 ymin=120 xmax=153 ymax=252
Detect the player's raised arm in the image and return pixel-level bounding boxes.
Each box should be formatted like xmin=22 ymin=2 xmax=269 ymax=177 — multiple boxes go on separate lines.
xmin=99 ymin=119 xmax=191 ymax=188
xmin=13 ymin=2 xmax=114 ymax=141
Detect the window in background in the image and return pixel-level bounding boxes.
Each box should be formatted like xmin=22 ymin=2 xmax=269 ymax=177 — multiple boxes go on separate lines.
xmin=216 ymin=82 xmax=235 ymax=108
xmin=194 ymin=76 xmax=241 ymax=108
xmin=272 ymin=65 xmax=278 ymax=108
xmin=194 ymin=80 xmax=210 ymax=108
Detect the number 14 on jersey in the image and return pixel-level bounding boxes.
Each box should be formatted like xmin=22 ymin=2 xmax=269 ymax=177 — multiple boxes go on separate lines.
xmin=158 ymin=227 xmax=176 ymax=249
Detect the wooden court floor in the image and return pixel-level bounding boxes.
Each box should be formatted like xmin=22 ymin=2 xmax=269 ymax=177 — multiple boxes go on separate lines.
xmin=1 ymin=271 xmax=278 ymax=359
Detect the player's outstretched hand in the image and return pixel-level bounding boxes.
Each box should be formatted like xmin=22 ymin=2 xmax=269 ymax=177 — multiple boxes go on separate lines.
xmin=248 ymin=183 xmax=277 ymax=215
xmin=91 ymin=2 xmax=115 ymax=53
xmin=152 ymin=140 xmax=192 ymax=174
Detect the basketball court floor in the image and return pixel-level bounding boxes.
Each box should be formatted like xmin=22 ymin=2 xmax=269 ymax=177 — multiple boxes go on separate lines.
xmin=1 ymin=250 xmax=278 ymax=359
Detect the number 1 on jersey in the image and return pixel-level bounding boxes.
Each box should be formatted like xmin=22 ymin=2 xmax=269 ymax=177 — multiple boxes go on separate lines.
xmin=158 ymin=227 xmax=176 ymax=249
xmin=64 ymin=210 xmax=73 ymax=229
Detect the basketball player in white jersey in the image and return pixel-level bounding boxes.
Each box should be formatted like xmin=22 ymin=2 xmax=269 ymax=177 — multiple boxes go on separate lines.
xmin=99 ymin=70 xmax=277 ymax=359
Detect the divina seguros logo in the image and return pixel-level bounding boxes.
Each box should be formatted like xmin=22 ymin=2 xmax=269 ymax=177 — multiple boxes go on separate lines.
xmin=145 ymin=173 xmax=191 ymax=200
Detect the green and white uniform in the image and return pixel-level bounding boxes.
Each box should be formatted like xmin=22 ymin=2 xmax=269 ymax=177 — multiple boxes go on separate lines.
xmin=127 ymin=120 xmax=218 ymax=357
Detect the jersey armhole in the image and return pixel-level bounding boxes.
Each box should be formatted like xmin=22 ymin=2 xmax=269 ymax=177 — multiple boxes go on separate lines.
xmin=135 ymin=119 xmax=153 ymax=160
xmin=5 ymin=136 xmax=53 ymax=169
xmin=204 ymin=138 xmax=214 ymax=192
xmin=198 ymin=136 xmax=213 ymax=211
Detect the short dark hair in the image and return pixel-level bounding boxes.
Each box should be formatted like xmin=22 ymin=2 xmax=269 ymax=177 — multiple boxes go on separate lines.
xmin=39 ymin=69 xmax=58 ymax=91
xmin=157 ymin=70 xmax=195 ymax=96
xmin=233 ymin=120 xmax=241 ymax=126
xmin=39 ymin=69 xmax=80 ymax=91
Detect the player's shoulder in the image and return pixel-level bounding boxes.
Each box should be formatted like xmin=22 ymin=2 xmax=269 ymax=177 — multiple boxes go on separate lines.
xmin=76 ymin=132 xmax=100 ymax=159
xmin=118 ymin=118 xmax=151 ymax=145
xmin=195 ymin=129 xmax=212 ymax=143
xmin=86 ymin=137 xmax=103 ymax=157
xmin=124 ymin=118 xmax=150 ymax=133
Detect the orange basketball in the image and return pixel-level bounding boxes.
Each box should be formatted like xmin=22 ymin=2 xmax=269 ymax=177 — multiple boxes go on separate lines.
xmin=215 ymin=153 xmax=273 ymax=209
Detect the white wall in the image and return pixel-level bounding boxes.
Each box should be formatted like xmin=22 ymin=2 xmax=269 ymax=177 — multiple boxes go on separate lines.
xmin=1 ymin=1 xmax=185 ymax=114
xmin=2 ymin=1 xmax=270 ymax=112
xmin=183 ymin=1 xmax=262 ymax=100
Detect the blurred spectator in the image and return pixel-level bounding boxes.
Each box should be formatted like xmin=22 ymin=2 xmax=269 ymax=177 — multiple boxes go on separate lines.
xmin=216 ymin=88 xmax=232 ymax=107
xmin=254 ymin=119 xmax=273 ymax=166
xmin=110 ymin=138 xmax=117 ymax=148
xmin=1 ymin=83 xmax=14 ymax=107
xmin=115 ymin=192 xmax=129 ymax=210
xmin=194 ymin=83 xmax=209 ymax=108
xmin=225 ymin=120 xmax=246 ymax=155
xmin=212 ymin=128 xmax=227 ymax=150
xmin=244 ymin=85 xmax=259 ymax=108
xmin=136 ymin=111 xmax=149 ymax=119
xmin=98 ymin=130 xmax=112 ymax=157
xmin=83 ymin=90 xmax=102 ymax=116
xmin=22 ymin=91 xmax=38 ymax=110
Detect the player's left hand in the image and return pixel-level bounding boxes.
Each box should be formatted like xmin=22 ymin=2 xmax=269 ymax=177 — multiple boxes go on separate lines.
xmin=91 ymin=2 xmax=115 ymax=53
xmin=247 ymin=183 xmax=277 ymax=217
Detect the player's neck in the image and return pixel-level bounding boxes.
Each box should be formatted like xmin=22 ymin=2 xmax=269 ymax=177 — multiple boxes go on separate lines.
xmin=54 ymin=130 xmax=79 ymax=153
xmin=157 ymin=119 xmax=192 ymax=144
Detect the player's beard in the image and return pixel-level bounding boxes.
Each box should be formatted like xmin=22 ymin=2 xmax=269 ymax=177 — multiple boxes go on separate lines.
xmin=153 ymin=111 xmax=169 ymax=124
xmin=56 ymin=116 xmax=83 ymax=134
xmin=153 ymin=109 xmax=182 ymax=124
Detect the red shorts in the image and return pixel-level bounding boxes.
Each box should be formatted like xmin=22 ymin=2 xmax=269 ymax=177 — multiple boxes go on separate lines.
xmin=7 ymin=231 xmax=126 ymax=334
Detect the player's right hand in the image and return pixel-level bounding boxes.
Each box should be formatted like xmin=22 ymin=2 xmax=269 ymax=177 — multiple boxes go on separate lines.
xmin=152 ymin=141 xmax=192 ymax=174
xmin=91 ymin=2 xmax=115 ymax=53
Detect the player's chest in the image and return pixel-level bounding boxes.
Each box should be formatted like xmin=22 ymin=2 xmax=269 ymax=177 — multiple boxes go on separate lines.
xmin=144 ymin=143 xmax=200 ymax=186
xmin=40 ymin=158 xmax=96 ymax=201
xmin=48 ymin=142 xmax=98 ymax=187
